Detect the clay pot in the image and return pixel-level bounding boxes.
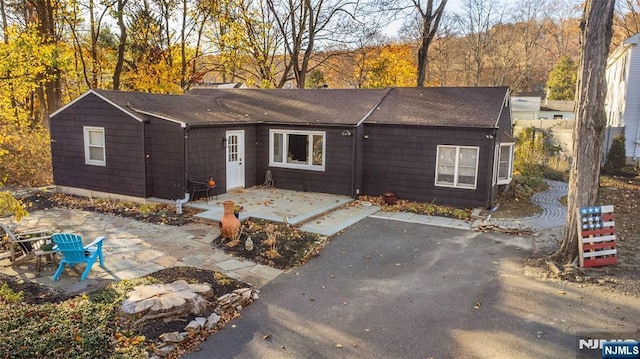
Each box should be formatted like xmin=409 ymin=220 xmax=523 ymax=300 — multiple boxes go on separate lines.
xmin=221 ymin=200 xmax=241 ymax=239
xmin=382 ymin=192 xmax=397 ymax=205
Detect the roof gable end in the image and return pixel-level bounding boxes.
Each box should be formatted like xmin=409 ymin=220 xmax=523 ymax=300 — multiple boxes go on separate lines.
xmin=49 ymin=89 xmax=145 ymax=123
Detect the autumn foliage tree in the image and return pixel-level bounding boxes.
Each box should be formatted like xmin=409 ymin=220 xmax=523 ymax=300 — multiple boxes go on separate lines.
xmin=0 ymin=26 xmax=57 ymax=187
xmin=362 ymin=43 xmax=417 ymax=88
xmin=546 ymin=55 xmax=578 ymax=100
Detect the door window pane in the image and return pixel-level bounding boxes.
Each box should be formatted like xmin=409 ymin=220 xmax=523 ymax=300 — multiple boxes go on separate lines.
xmin=228 ymin=135 xmax=238 ymax=162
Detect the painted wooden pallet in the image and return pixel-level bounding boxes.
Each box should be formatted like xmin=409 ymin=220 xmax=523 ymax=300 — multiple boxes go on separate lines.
xmin=577 ymin=205 xmax=617 ymax=267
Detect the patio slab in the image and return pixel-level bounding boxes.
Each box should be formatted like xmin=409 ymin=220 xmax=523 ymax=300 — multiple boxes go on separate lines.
xmin=187 ymin=187 xmax=381 ymax=237
xmin=187 ymin=187 xmax=353 ymax=226
xmin=299 ymin=203 xmax=380 ymax=236
xmin=369 ymin=212 xmax=473 ymax=230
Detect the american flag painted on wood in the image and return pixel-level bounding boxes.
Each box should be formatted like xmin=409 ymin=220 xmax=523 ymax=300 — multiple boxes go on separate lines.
xmin=577 ymin=205 xmax=617 ymax=267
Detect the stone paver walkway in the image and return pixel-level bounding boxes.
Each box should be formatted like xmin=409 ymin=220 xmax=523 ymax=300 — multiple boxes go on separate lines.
xmin=1 ymin=209 xmax=282 ymax=294
xmin=487 ymin=179 xmax=568 ymax=231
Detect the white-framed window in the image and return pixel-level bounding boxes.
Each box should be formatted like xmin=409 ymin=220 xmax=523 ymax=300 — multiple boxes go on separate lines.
xmin=83 ymin=126 xmax=106 ymax=166
xmin=269 ymin=129 xmax=325 ymax=171
xmin=495 ymin=143 xmax=514 ymax=185
xmin=435 ymin=145 xmax=479 ymax=189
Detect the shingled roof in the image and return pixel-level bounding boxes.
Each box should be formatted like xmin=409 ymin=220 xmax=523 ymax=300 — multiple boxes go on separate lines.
xmin=364 ymin=87 xmax=509 ymax=128
xmin=185 ymin=88 xmax=388 ymax=125
xmin=91 ymin=90 xmax=252 ymax=124
xmin=67 ymin=87 xmax=508 ymax=128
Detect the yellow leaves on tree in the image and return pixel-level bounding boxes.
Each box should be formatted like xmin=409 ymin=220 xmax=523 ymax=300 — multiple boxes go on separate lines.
xmin=0 ymin=124 xmax=53 ymax=187
xmin=0 ymin=25 xmax=73 ymax=127
xmin=121 ymin=46 xmax=183 ymax=94
xmin=0 ymin=192 xmax=27 ymax=222
xmin=359 ymin=44 xmax=417 ymax=88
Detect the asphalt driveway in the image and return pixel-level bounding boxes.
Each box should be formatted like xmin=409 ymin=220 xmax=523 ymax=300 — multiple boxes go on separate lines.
xmin=186 ymin=218 xmax=640 ymax=359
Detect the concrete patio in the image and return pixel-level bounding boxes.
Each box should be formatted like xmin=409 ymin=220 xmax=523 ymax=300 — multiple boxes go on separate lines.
xmin=184 ymin=187 xmax=381 ymax=236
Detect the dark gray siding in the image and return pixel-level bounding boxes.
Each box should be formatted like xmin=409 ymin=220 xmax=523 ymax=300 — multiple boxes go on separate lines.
xmin=50 ymin=93 xmax=146 ymax=197
xmin=255 ymin=125 xmax=354 ymax=196
xmin=497 ymin=97 xmax=513 ymax=141
xmin=490 ymin=98 xmax=514 ymax=205
xmin=353 ymin=124 xmax=365 ymax=196
xmin=144 ymin=117 xmax=185 ymax=199
xmin=186 ymin=125 xmax=257 ymax=196
xmin=361 ymin=125 xmax=494 ymax=208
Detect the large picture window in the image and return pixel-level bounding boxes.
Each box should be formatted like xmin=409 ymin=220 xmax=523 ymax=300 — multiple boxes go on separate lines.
xmin=83 ymin=126 xmax=106 ymax=166
xmin=435 ymin=145 xmax=479 ymax=189
xmin=269 ymin=129 xmax=325 ymax=171
xmin=495 ymin=143 xmax=514 ymax=185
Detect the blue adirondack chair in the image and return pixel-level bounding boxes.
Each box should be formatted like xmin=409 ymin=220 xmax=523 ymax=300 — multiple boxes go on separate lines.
xmin=51 ymin=234 xmax=105 ymax=281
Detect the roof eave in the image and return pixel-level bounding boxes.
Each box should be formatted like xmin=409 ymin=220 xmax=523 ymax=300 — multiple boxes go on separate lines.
xmin=129 ymin=107 xmax=187 ymax=128
xmin=49 ymin=89 xmax=146 ymax=123
xmin=494 ymin=89 xmax=511 ymax=128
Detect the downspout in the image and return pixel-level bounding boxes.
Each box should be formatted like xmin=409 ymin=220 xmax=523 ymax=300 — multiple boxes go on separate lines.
xmin=176 ymin=124 xmax=190 ymax=213
xmin=350 ymin=125 xmax=358 ymax=198
xmin=351 ymin=88 xmax=394 ymax=198
xmin=142 ymin=120 xmax=148 ymax=199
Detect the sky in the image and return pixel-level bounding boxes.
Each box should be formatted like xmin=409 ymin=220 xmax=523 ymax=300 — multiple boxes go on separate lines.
xmin=382 ymin=0 xmax=465 ymax=37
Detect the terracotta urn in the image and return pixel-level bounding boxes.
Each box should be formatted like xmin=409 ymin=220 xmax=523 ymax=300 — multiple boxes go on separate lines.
xmin=221 ymin=200 xmax=241 ymax=239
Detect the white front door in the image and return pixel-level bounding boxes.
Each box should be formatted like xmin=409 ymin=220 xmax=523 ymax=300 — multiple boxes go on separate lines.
xmin=226 ymin=130 xmax=245 ymax=190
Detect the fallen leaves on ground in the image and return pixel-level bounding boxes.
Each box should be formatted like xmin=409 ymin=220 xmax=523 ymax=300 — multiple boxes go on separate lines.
xmin=599 ymin=175 xmax=640 ymax=264
xmin=357 ymin=195 xmax=472 ymax=220
xmin=213 ymin=219 xmax=327 ymax=270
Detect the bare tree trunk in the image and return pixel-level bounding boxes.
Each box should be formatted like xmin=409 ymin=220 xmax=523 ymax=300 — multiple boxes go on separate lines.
xmin=0 ymin=0 xmax=8 ymax=43
xmin=89 ymin=0 xmax=98 ymax=87
xmin=113 ymin=0 xmax=127 ymax=90
xmin=416 ymin=0 xmax=448 ymax=87
xmin=190 ymin=12 xmax=209 ymax=90
xmin=613 ymin=0 xmax=640 ymax=45
xmin=180 ymin=0 xmax=187 ymax=89
xmin=73 ymin=27 xmax=92 ymax=88
xmin=556 ymin=0 xmax=615 ymax=265
xmin=159 ymin=0 xmax=174 ymax=67
xmin=297 ymin=0 xmax=314 ymax=88
xmin=28 ymin=0 xmax=62 ymax=128
xmin=240 ymin=0 xmax=279 ymax=88
xmin=1 ymin=0 xmax=19 ymax=115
